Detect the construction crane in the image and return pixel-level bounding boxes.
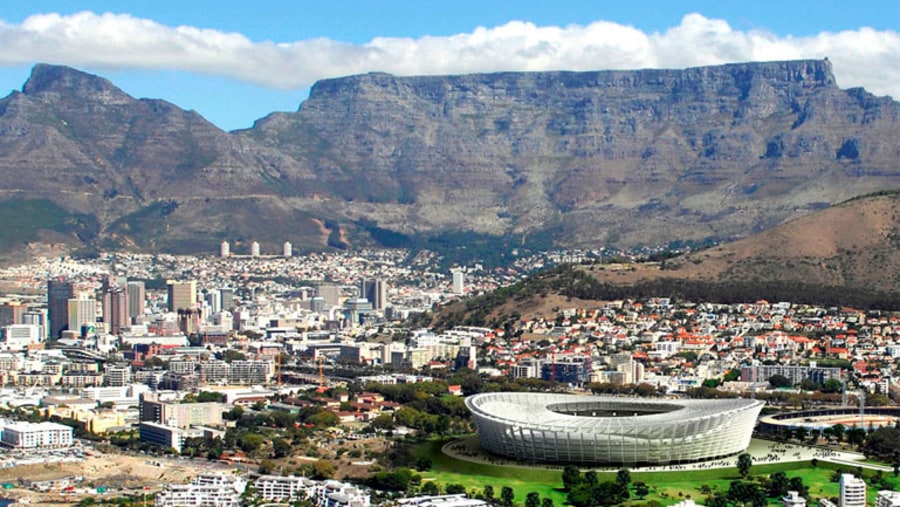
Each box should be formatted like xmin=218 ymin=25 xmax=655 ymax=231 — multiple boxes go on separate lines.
xmin=315 ymin=355 xmax=327 ymax=393
xmin=276 ymin=353 xmax=282 ymax=386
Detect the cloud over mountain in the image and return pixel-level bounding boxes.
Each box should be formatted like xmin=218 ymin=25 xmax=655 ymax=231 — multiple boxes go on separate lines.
xmin=0 ymin=11 xmax=898 ymax=98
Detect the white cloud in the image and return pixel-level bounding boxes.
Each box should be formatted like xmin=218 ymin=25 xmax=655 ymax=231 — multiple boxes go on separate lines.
xmin=1 ymin=11 xmax=899 ymax=99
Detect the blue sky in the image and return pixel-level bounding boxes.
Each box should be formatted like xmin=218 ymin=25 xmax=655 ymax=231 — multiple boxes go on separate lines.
xmin=0 ymin=1 xmax=897 ymax=130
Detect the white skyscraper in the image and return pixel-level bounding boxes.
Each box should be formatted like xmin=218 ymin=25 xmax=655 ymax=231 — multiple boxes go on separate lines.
xmin=839 ymin=474 xmax=866 ymax=507
xmin=283 ymin=241 xmax=292 ymax=257
xmin=220 ymin=241 xmax=230 ymax=258
xmin=251 ymin=241 xmax=260 ymax=257
xmin=451 ymin=269 xmax=465 ymax=295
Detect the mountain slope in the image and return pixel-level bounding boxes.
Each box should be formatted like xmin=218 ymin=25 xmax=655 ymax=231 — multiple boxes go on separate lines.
xmin=244 ymin=59 xmax=900 ymax=247
xmin=658 ymin=191 xmax=900 ymax=290
xmin=0 ymin=64 xmax=328 ymax=253
xmin=0 ymin=60 xmax=899 ymax=258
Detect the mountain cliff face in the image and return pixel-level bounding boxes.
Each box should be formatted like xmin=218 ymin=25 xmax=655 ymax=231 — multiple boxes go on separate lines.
xmin=0 ymin=60 xmax=898 ymax=258
xmin=246 ymin=59 xmax=900 ymax=248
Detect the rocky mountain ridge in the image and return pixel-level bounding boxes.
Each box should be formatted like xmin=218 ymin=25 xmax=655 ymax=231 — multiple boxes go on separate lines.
xmin=0 ymin=60 xmax=898 ymax=261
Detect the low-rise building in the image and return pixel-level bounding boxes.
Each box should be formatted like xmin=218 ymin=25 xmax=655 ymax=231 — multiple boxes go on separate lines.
xmin=0 ymin=421 xmax=73 ymax=449
xmin=155 ymin=473 xmax=246 ymax=507
xmin=397 ymin=494 xmax=489 ymax=507
xmin=876 ymin=491 xmax=900 ymax=507
xmin=783 ymin=491 xmax=807 ymax=507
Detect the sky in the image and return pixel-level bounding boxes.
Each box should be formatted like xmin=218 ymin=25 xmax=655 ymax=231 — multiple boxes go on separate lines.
xmin=0 ymin=1 xmax=897 ymax=131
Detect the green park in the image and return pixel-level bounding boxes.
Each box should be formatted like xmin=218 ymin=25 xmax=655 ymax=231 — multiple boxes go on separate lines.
xmin=411 ymin=436 xmax=900 ymax=507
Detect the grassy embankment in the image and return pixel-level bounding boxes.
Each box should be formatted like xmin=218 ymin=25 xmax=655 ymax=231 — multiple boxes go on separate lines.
xmin=414 ymin=438 xmax=900 ymax=506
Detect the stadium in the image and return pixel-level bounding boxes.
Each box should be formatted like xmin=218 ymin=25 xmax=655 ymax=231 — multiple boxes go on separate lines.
xmin=466 ymin=392 xmax=765 ymax=466
xmin=758 ymin=407 xmax=900 ymax=432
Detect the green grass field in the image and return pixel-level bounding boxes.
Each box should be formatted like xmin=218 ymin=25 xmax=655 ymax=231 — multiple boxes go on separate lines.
xmin=413 ymin=438 xmax=900 ymax=506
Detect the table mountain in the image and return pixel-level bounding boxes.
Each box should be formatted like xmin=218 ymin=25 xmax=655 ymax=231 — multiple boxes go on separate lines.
xmin=0 ymin=60 xmax=898 ymax=259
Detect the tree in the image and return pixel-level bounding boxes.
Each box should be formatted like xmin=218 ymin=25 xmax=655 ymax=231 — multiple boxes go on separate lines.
xmin=862 ymin=427 xmax=900 ymax=460
xmin=311 ymin=460 xmax=336 ymax=480
xmin=541 ymin=498 xmax=553 ymax=507
xmin=823 ymin=378 xmax=844 ymax=393
xmin=737 ymin=453 xmax=753 ymax=478
xmin=525 ymin=492 xmax=540 ymax=507
xmin=616 ymin=468 xmax=631 ymax=488
xmin=633 ymin=482 xmax=650 ymax=500
xmin=272 ymin=438 xmax=291 ymax=459
xmin=239 ymin=433 xmax=264 ymax=454
xmin=585 ymin=471 xmax=598 ymax=487
xmin=421 ymin=482 xmax=441 ymax=496
xmin=258 ymin=459 xmax=277 ymax=475
xmin=768 ymin=374 xmax=792 ymax=388
xmin=766 ymin=471 xmax=790 ymax=497
xmin=306 ymin=410 xmax=340 ymax=428
xmin=789 ymin=477 xmax=808 ymax=498
xmin=847 ymin=428 xmax=867 ymax=448
xmin=562 ymin=465 xmax=582 ymax=492
xmin=446 ymin=484 xmax=467 ymax=495
xmin=501 ymin=486 xmax=515 ymax=507
xmin=483 ymin=485 xmax=495 ymax=503
xmin=831 ymin=424 xmax=846 ymax=443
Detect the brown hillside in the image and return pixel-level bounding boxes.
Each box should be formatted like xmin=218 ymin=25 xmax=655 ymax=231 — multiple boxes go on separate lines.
xmin=593 ymin=192 xmax=900 ymax=291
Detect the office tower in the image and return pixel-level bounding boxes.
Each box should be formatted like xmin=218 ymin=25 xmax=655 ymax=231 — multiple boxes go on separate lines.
xmin=839 ymin=474 xmax=866 ymax=507
xmin=251 ymin=241 xmax=260 ymax=257
xmin=361 ymin=279 xmax=387 ymax=310
xmin=283 ymin=241 xmax=292 ymax=257
xmin=0 ymin=302 xmax=25 ymax=327
xmin=451 ymin=269 xmax=465 ymax=295
xmin=220 ymin=241 xmax=230 ymax=258
xmin=22 ymin=309 xmax=47 ymax=338
xmin=177 ymin=309 xmax=201 ymax=335
xmin=68 ymin=293 xmax=97 ymax=335
xmin=127 ymin=281 xmax=145 ymax=322
xmin=102 ymin=286 xmax=128 ymax=335
xmin=167 ymin=281 xmax=197 ymax=312
xmin=47 ymin=279 xmax=75 ymax=339
xmin=206 ymin=290 xmax=222 ymax=314
xmin=219 ymin=288 xmax=235 ymax=312
xmin=316 ymin=283 xmax=341 ymax=307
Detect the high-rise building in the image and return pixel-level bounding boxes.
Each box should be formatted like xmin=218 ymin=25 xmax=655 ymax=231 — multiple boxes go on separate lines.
xmin=220 ymin=241 xmax=230 ymax=258
xmin=451 ymin=269 xmax=465 ymax=295
xmin=167 ymin=281 xmax=197 ymax=312
xmin=361 ymin=279 xmax=387 ymax=310
xmin=839 ymin=474 xmax=867 ymax=507
xmin=22 ymin=309 xmax=47 ymax=338
xmin=219 ymin=288 xmax=235 ymax=312
xmin=207 ymin=290 xmax=222 ymax=314
xmin=317 ymin=283 xmax=341 ymax=307
xmin=67 ymin=293 xmax=97 ymax=336
xmin=283 ymin=241 xmax=292 ymax=257
xmin=102 ymin=286 xmax=128 ymax=335
xmin=127 ymin=281 xmax=145 ymax=322
xmin=0 ymin=302 xmax=25 ymax=327
xmin=47 ymin=279 xmax=75 ymax=339
xmin=251 ymin=241 xmax=260 ymax=257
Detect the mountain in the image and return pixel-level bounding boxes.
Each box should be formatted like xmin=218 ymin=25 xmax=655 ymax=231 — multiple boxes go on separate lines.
xmin=0 ymin=60 xmax=899 ymax=259
xmin=656 ymin=190 xmax=900 ymax=291
xmin=0 ymin=64 xmax=328 ymax=255
xmin=421 ymin=192 xmax=900 ymax=328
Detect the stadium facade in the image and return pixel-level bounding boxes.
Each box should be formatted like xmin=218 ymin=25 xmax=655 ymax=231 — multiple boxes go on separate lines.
xmin=466 ymin=392 xmax=764 ymax=466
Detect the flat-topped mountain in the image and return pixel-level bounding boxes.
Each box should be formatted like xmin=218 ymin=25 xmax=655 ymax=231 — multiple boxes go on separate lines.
xmin=0 ymin=60 xmax=898 ymax=261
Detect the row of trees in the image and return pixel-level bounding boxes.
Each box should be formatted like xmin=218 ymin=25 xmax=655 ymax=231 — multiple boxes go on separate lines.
xmin=561 ymin=466 xmax=636 ymax=507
